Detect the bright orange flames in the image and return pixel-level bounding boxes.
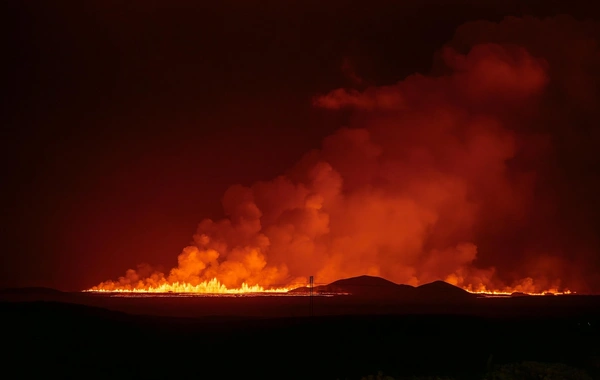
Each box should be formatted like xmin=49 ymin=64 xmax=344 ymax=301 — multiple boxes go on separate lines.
xmin=85 ymin=277 xmax=573 ymax=296
xmin=466 ymin=290 xmax=573 ymax=297
xmin=463 ymin=286 xmax=573 ymax=297
xmin=85 ymin=278 xmax=291 ymax=294
xmin=445 ymin=274 xmax=574 ymax=296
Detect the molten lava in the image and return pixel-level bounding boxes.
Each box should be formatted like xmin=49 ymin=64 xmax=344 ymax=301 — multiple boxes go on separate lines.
xmin=462 ymin=286 xmax=573 ymax=297
xmin=86 ymin=278 xmax=291 ymax=294
xmin=85 ymin=277 xmax=573 ymax=296
xmin=448 ymin=276 xmax=574 ymax=296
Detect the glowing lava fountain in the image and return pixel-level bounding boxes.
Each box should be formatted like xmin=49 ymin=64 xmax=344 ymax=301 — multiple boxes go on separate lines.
xmin=85 ymin=278 xmax=291 ymax=294
xmin=84 ymin=277 xmax=574 ymax=296
xmin=462 ymin=287 xmax=573 ymax=297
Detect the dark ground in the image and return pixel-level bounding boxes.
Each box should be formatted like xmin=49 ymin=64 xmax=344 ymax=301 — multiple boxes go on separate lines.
xmin=2 ymin=292 xmax=599 ymax=379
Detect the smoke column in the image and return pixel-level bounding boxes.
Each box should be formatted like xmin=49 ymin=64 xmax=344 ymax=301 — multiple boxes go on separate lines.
xmin=92 ymin=15 xmax=600 ymax=294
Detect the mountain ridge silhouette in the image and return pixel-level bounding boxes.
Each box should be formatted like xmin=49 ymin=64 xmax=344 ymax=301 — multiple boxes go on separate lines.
xmin=289 ymin=275 xmax=476 ymax=301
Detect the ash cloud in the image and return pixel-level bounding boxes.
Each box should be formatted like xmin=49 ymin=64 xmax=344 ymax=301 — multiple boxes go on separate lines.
xmin=96 ymin=15 xmax=600 ymax=293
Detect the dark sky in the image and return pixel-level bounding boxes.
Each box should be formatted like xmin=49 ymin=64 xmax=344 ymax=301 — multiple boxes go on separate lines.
xmin=3 ymin=1 xmax=600 ymax=291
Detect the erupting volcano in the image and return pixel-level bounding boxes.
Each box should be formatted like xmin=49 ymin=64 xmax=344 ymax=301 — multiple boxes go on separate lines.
xmin=89 ymin=16 xmax=600 ymax=296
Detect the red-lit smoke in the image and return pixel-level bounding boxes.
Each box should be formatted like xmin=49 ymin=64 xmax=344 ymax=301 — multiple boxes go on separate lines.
xmin=92 ymin=15 xmax=600 ymax=294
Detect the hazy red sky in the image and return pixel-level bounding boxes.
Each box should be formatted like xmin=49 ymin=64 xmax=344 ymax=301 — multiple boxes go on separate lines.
xmin=3 ymin=1 xmax=600 ymax=291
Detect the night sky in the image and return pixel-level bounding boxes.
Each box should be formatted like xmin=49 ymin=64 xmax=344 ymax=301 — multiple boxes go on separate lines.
xmin=3 ymin=1 xmax=600 ymax=292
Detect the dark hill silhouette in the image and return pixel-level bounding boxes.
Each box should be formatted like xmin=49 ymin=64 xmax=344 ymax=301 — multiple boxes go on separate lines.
xmin=289 ymin=275 xmax=415 ymax=299
xmin=0 ymin=287 xmax=79 ymax=302
xmin=0 ymin=287 xmax=71 ymax=303
xmin=0 ymin=287 xmax=64 ymax=295
xmin=414 ymin=280 xmax=476 ymax=301
xmin=326 ymin=275 xmax=416 ymax=297
xmin=329 ymin=275 xmax=404 ymax=288
xmin=289 ymin=275 xmax=476 ymax=302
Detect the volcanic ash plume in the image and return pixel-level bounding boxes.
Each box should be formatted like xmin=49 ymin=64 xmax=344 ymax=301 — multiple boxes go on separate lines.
xmin=91 ymin=16 xmax=600 ymax=294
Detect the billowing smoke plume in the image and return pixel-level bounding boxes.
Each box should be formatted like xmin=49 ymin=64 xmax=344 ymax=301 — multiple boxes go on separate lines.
xmin=96 ymin=15 xmax=600 ymax=293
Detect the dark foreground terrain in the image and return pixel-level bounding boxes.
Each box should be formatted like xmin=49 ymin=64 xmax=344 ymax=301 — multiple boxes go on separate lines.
xmin=2 ymin=290 xmax=600 ymax=380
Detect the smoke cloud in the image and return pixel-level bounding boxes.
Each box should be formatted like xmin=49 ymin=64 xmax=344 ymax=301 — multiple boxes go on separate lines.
xmin=95 ymin=15 xmax=600 ymax=293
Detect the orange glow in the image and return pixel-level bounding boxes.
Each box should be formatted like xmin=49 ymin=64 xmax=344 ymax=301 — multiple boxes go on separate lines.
xmin=87 ymin=37 xmax=589 ymax=296
xmin=85 ymin=277 xmax=574 ymax=296
xmin=445 ymin=273 xmax=574 ymax=296
xmin=86 ymin=277 xmax=291 ymax=294
xmin=463 ymin=287 xmax=574 ymax=297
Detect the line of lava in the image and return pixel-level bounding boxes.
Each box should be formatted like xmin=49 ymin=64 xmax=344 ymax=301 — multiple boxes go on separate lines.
xmin=84 ymin=278 xmax=291 ymax=294
xmin=84 ymin=277 xmax=575 ymax=296
xmin=464 ymin=289 xmax=574 ymax=296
